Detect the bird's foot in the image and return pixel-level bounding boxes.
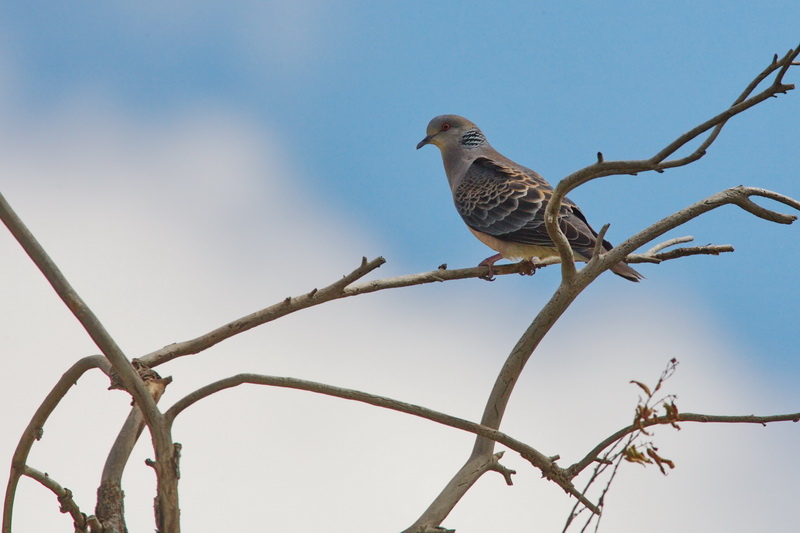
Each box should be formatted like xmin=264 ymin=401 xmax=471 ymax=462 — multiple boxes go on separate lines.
xmin=518 ymin=259 xmax=537 ymax=276
xmin=478 ymin=253 xmax=503 ymax=282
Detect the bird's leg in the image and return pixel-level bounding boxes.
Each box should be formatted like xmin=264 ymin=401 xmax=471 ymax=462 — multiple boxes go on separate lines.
xmin=478 ymin=253 xmax=503 ymax=281
xmin=518 ymin=259 xmax=537 ymax=276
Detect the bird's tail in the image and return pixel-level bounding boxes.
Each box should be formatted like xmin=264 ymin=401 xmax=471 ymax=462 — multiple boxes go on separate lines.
xmin=610 ymin=261 xmax=644 ymax=283
xmin=576 ymin=246 xmax=644 ymax=282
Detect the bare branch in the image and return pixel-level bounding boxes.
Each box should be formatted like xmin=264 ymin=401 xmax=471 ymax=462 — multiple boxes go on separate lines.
xmin=488 ymin=452 xmax=517 ymax=485
xmin=0 ymin=193 xmax=162 ymax=428
xmin=569 ymin=411 xmax=800 ymax=478
xmin=96 ymin=377 xmax=170 ymax=532
xmin=542 ymin=185 xmax=579 ymax=283
xmin=164 ymin=373 xmax=598 ymax=514
xmin=644 ymin=244 xmax=735 ymax=262
xmin=645 ymin=236 xmax=696 ymax=255
xmin=138 ymin=235 xmax=742 ymax=374
xmin=588 ymin=186 xmax=799 ymax=281
xmin=404 ymin=45 xmax=800 ymax=532
xmin=165 ymin=373 xmax=551 ymax=465
xmin=591 ymin=224 xmax=611 ymax=259
xmin=3 ymin=355 xmax=110 ymax=533
xmin=556 ymin=45 xmax=799 ymax=200
xmin=0 ymin=192 xmax=180 ymax=531
xmin=22 ymin=467 xmax=91 ymax=533
xmin=138 ymin=257 xmax=386 ymax=367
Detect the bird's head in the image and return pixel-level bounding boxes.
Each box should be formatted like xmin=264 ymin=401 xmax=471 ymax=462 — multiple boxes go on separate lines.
xmin=416 ymin=115 xmax=487 ymax=151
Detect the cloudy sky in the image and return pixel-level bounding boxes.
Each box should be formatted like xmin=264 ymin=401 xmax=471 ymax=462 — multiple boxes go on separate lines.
xmin=1 ymin=2 xmax=798 ymax=532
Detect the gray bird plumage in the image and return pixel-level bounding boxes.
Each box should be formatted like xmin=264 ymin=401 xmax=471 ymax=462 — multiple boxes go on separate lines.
xmin=417 ymin=114 xmax=643 ymax=282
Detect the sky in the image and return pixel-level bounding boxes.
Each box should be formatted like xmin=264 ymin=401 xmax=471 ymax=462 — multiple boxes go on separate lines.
xmin=1 ymin=2 xmax=798 ymax=532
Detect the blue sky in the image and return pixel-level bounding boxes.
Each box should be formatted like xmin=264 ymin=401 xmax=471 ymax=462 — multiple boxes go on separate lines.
xmin=1 ymin=3 xmax=798 ymax=532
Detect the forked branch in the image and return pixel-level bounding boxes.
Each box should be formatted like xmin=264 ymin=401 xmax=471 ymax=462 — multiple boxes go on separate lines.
xmin=569 ymin=410 xmax=800 ymax=479
xmin=404 ymin=44 xmax=799 ymax=533
xmin=0 ymin=190 xmax=179 ymax=531
xmin=2 ymin=355 xmax=110 ymax=533
xmin=545 ymin=43 xmax=800 ymax=272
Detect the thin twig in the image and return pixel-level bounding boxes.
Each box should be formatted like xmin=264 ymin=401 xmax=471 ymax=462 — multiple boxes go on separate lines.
xmin=579 ymin=186 xmax=799 ymax=286
xmin=645 ymin=236 xmax=695 ymax=255
xmin=569 ymin=411 xmax=800 ymax=477
xmin=138 ymin=257 xmax=386 ymax=367
xmin=138 ymin=238 xmax=736 ymax=373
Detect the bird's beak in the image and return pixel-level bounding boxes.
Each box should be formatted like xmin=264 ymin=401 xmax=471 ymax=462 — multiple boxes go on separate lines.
xmin=416 ymin=134 xmax=434 ymax=150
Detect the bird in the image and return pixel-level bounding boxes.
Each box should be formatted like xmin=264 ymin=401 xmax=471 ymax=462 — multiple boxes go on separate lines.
xmin=416 ymin=114 xmax=643 ymax=282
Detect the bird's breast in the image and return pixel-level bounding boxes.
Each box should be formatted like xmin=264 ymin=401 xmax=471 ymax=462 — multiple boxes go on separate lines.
xmin=467 ymin=227 xmax=562 ymax=261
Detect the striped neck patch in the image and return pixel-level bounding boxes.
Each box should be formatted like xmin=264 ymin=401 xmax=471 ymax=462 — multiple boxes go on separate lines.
xmin=460 ymin=129 xmax=486 ymax=147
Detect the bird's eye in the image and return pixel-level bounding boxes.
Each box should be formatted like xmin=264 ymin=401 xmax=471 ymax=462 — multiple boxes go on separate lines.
xmin=441 ymin=123 xmax=451 ymax=131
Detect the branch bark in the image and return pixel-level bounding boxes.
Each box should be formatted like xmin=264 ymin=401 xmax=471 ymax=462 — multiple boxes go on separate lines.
xmin=165 ymin=373 xmax=600 ymax=515
xmin=137 ymin=238 xmax=731 ymax=371
xmin=568 ymin=411 xmax=800 ymax=478
xmin=2 ymin=43 xmax=797 ymax=533
xmin=403 ymin=44 xmax=799 ymax=532
xmin=0 ymin=193 xmax=161 ymax=427
xmin=22 ymin=467 xmax=91 ymax=533
xmin=2 ymin=355 xmax=110 ymax=533
xmin=137 ymin=257 xmax=387 ymax=368
xmin=0 ymin=192 xmax=180 ymax=532
xmin=97 ymin=377 xmax=171 ymax=533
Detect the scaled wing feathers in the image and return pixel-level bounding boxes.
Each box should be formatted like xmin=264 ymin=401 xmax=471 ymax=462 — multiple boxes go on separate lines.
xmin=454 ymin=157 xmax=600 ymax=250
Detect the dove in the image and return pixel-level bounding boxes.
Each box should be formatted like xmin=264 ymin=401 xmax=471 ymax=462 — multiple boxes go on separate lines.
xmin=416 ymin=114 xmax=642 ymax=282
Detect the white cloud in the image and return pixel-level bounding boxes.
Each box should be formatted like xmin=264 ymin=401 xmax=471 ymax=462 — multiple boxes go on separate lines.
xmin=0 ymin=100 xmax=796 ymax=533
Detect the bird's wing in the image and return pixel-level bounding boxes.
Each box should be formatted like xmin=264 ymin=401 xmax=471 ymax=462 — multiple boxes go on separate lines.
xmin=454 ymin=157 xmax=600 ymax=250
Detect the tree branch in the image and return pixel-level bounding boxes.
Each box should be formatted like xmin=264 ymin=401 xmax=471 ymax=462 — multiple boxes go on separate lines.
xmin=569 ymin=411 xmax=800 ymax=478
xmin=587 ymin=186 xmax=799 ymax=282
xmin=97 ymin=377 xmax=171 ymax=533
xmin=164 ymin=373 xmax=598 ymax=514
xmin=137 ymin=236 xmax=734 ymax=374
xmin=137 ymin=257 xmax=386 ymax=368
xmin=0 ymin=193 xmax=162 ymax=428
xmin=22 ymin=467 xmax=92 ymax=533
xmin=2 ymin=355 xmax=110 ymax=533
xmin=403 ymin=44 xmax=799 ymax=532
xmin=0 ymin=191 xmax=179 ymax=532
xmin=165 ymin=374 xmax=547 ymax=462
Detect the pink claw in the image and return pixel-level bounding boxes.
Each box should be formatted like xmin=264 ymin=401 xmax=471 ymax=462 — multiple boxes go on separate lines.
xmin=478 ymin=253 xmax=503 ymax=281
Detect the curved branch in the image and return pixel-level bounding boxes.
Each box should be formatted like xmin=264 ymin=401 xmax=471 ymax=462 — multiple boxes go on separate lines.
xmin=97 ymin=377 xmax=170 ymax=533
xmin=22 ymin=467 xmax=90 ymax=533
xmin=645 ymin=236 xmax=696 ymax=255
xmin=569 ymin=411 xmax=800 ymax=477
xmin=165 ymin=374 xmax=550 ymax=464
xmin=588 ymin=186 xmax=800 ymax=280
xmin=164 ymin=373 xmax=597 ymax=513
xmin=0 ymin=191 xmax=179 ymax=531
xmin=404 ymin=45 xmax=800 ymax=532
xmin=542 ymin=45 xmax=800 ymax=269
xmin=3 ymin=355 xmax=110 ymax=533
xmin=400 ymin=185 xmax=796 ymax=531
